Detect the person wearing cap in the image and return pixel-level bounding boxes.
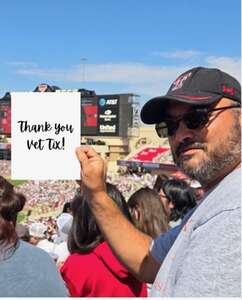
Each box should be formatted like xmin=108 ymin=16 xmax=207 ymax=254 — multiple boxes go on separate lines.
xmin=55 ymin=209 xmax=73 ymax=244
xmin=53 ymin=211 xmax=73 ymax=266
xmin=75 ymin=67 xmax=241 ymax=297
xmin=29 ymin=222 xmax=56 ymax=254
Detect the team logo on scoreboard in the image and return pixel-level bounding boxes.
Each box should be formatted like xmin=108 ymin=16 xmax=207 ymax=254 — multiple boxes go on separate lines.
xmin=38 ymin=84 xmax=48 ymax=92
xmin=104 ymin=109 xmax=112 ymax=115
xmin=99 ymin=98 xmax=106 ymax=106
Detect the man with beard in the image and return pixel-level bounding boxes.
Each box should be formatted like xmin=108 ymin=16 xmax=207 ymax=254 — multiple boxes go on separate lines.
xmin=75 ymin=67 xmax=241 ymax=297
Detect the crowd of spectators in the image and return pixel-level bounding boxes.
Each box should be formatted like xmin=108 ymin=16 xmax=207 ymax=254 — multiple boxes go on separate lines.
xmin=15 ymin=180 xmax=78 ymax=214
xmin=0 ymin=159 xmax=158 ymax=218
xmin=0 ymin=158 xmax=163 ymax=253
xmin=10 ymin=175 xmax=195 ymax=297
xmin=0 ymin=159 xmax=10 ymax=177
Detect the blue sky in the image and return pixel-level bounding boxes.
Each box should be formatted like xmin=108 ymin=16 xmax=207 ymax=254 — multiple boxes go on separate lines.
xmin=0 ymin=0 xmax=240 ymax=105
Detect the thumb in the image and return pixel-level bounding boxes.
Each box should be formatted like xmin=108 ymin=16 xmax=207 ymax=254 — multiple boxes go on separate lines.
xmin=75 ymin=147 xmax=89 ymax=169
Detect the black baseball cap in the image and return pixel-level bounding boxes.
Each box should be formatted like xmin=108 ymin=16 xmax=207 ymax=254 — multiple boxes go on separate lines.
xmin=141 ymin=67 xmax=241 ymax=124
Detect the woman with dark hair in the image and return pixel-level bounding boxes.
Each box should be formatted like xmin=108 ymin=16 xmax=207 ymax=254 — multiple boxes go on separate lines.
xmin=159 ymin=178 xmax=197 ymax=222
xmin=126 ymin=176 xmax=198 ymax=269
xmin=61 ymin=182 xmax=147 ymax=297
xmin=148 ymin=177 xmax=199 ymax=266
xmin=0 ymin=176 xmax=67 ymax=297
xmin=127 ymin=187 xmax=170 ymax=239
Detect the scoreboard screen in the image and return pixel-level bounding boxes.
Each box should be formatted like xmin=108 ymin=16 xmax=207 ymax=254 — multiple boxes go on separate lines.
xmin=81 ymin=97 xmax=98 ymax=136
xmin=81 ymin=95 xmax=121 ymax=137
xmin=97 ymin=96 xmax=119 ymax=136
xmin=0 ymin=102 xmax=11 ymax=134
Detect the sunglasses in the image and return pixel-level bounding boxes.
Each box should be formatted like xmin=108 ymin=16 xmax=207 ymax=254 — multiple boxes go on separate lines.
xmin=155 ymin=105 xmax=240 ymax=138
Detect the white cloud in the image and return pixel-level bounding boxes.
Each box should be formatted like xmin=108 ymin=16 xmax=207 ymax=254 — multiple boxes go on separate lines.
xmin=16 ymin=67 xmax=66 ymax=80
xmin=6 ymin=61 xmax=38 ymax=68
xmin=15 ymin=63 xmax=190 ymax=97
xmin=153 ymin=50 xmax=203 ymax=59
xmin=205 ymin=56 xmax=241 ymax=81
xmin=15 ymin=63 xmax=183 ymax=84
xmin=12 ymin=54 xmax=241 ymax=98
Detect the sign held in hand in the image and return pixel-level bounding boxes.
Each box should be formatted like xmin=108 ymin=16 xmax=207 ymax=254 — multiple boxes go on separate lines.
xmin=11 ymin=92 xmax=81 ymax=180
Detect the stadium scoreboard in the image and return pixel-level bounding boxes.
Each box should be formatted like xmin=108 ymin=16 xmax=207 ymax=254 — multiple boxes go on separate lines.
xmin=0 ymin=89 xmax=139 ymax=138
xmin=82 ymin=94 xmax=136 ymax=137
xmin=0 ymin=100 xmax=11 ymax=135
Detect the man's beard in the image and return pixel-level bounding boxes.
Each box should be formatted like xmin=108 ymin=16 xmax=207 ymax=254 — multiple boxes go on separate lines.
xmin=172 ymin=120 xmax=241 ymax=184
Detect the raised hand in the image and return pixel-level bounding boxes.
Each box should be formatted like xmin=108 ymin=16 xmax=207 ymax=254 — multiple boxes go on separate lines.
xmin=75 ymin=146 xmax=107 ymax=195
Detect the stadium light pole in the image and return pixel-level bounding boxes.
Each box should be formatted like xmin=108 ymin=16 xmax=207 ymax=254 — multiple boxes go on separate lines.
xmin=80 ymin=58 xmax=88 ymax=85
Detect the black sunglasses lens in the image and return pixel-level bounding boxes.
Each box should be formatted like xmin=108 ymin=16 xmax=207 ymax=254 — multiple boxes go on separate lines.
xmin=155 ymin=122 xmax=168 ymax=137
xmin=185 ymin=110 xmax=209 ymax=129
xmin=166 ymin=120 xmax=179 ymax=136
xmin=156 ymin=120 xmax=179 ymax=137
xmin=156 ymin=109 xmax=210 ymax=138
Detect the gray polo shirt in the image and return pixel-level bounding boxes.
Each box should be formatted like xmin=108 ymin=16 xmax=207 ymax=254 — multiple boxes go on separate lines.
xmin=150 ymin=168 xmax=241 ymax=297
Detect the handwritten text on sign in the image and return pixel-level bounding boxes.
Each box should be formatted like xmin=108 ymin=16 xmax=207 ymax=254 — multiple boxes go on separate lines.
xmin=17 ymin=121 xmax=74 ymax=150
xmin=11 ymin=92 xmax=81 ymax=180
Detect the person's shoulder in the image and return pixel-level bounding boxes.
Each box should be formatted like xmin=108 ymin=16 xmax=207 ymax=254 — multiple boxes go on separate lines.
xmin=195 ymin=168 xmax=241 ymax=222
xmin=61 ymin=251 xmax=96 ymax=281
xmin=12 ymin=242 xmax=68 ymax=297
xmin=191 ymin=207 xmax=240 ymax=254
xmin=218 ymin=167 xmax=241 ymax=194
xmin=18 ymin=240 xmax=54 ymax=262
xmin=18 ymin=239 xmax=42 ymax=253
xmin=64 ymin=251 xmax=94 ymax=266
xmin=192 ymin=205 xmax=240 ymax=239
xmin=64 ymin=244 xmax=113 ymax=271
xmin=19 ymin=240 xmax=44 ymax=252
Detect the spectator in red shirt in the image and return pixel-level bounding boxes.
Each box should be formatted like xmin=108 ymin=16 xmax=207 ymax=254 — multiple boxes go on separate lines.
xmin=61 ymin=183 xmax=147 ymax=297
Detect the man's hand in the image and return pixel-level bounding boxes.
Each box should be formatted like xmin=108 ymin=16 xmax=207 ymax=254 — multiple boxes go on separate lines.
xmin=75 ymin=146 xmax=159 ymax=283
xmin=75 ymin=146 xmax=107 ymax=195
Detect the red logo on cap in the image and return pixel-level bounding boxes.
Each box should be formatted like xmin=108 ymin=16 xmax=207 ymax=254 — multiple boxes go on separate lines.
xmin=222 ymin=85 xmax=235 ymax=96
xmin=171 ymin=72 xmax=192 ymax=91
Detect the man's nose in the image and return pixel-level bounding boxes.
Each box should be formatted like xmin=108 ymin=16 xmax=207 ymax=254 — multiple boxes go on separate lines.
xmin=171 ymin=120 xmax=195 ymax=144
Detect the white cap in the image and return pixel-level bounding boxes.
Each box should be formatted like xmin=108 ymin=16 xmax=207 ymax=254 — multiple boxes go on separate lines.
xmin=56 ymin=213 xmax=73 ymax=241
xmin=29 ymin=222 xmax=47 ymax=238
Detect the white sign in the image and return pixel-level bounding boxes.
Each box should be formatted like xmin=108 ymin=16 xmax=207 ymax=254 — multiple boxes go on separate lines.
xmin=11 ymin=92 xmax=81 ymax=180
